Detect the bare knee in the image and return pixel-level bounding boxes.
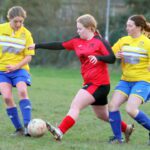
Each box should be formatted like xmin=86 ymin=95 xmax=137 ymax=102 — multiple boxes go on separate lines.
xmin=126 ymin=105 xmax=137 ymax=118
xmin=18 ymin=89 xmax=28 ymax=99
xmin=96 ymin=114 xmax=108 ymax=122
xmin=3 ymin=96 xmax=15 ymax=107
xmin=108 ymin=101 xmax=119 ymax=111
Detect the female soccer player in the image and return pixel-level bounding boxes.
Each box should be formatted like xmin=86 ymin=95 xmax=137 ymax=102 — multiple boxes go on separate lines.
xmin=29 ymin=14 xmax=133 ymax=141
xmin=108 ymin=15 xmax=150 ymax=144
xmin=0 ymin=6 xmax=35 ymax=136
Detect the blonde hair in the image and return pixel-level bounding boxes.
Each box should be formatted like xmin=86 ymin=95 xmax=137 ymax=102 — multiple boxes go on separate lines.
xmin=76 ymin=14 xmax=97 ymax=32
xmin=7 ymin=6 xmax=26 ymax=19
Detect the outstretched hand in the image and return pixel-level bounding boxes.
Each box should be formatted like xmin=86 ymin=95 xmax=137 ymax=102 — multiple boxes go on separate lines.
xmin=28 ymin=44 xmax=35 ymax=50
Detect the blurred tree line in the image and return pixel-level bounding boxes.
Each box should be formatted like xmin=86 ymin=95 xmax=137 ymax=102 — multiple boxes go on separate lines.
xmin=0 ymin=0 xmax=150 ymax=67
xmin=109 ymin=0 xmax=150 ymax=45
xmin=0 ymin=0 xmax=106 ymax=67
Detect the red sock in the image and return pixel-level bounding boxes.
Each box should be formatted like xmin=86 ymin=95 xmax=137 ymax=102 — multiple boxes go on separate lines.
xmin=58 ymin=115 xmax=75 ymax=134
xmin=121 ymin=121 xmax=127 ymax=132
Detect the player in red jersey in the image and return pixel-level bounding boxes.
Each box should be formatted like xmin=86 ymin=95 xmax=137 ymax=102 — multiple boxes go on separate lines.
xmin=29 ymin=14 xmax=134 ymax=141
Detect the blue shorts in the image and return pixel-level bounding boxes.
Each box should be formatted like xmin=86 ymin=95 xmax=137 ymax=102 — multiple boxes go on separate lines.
xmin=0 ymin=69 xmax=31 ymax=87
xmin=115 ymin=80 xmax=150 ymax=102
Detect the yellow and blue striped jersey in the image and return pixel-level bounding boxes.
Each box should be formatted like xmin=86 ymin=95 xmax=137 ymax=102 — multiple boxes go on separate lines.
xmin=0 ymin=22 xmax=35 ymax=71
xmin=112 ymin=34 xmax=150 ymax=82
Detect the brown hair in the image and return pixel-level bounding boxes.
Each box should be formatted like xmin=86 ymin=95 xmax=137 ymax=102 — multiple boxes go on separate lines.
xmin=129 ymin=15 xmax=150 ymax=32
xmin=7 ymin=6 xmax=27 ymax=20
xmin=76 ymin=14 xmax=97 ymax=33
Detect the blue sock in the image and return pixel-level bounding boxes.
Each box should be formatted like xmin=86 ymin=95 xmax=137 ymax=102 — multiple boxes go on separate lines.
xmin=134 ymin=111 xmax=150 ymax=130
xmin=6 ymin=107 xmax=22 ymax=130
xmin=109 ymin=111 xmax=122 ymax=140
xmin=19 ymin=99 xmax=32 ymax=126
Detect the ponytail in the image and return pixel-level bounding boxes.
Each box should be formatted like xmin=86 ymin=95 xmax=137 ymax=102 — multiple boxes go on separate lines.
xmin=143 ymin=22 xmax=150 ymax=39
xmin=95 ymin=29 xmax=102 ymax=38
xmin=144 ymin=22 xmax=150 ymax=32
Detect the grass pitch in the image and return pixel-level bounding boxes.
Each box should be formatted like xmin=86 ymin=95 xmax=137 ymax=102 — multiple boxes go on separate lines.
xmin=0 ymin=66 xmax=149 ymax=150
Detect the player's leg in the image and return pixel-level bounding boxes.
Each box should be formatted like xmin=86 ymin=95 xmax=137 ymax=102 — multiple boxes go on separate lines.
xmin=92 ymin=104 xmax=108 ymax=122
xmin=126 ymin=81 xmax=150 ymax=130
xmin=14 ymin=69 xmax=32 ymax=136
xmin=90 ymin=83 xmax=130 ymax=143
xmin=0 ymin=82 xmax=23 ymax=135
xmin=108 ymin=90 xmax=127 ymax=143
xmin=47 ymin=88 xmax=95 ymax=140
xmin=126 ymin=97 xmax=150 ymax=130
xmin=16 ymin=81 xmax=31 ymax=136
xmin=16 ymin=82 xmax=31 ymax=126
xmin=92 ymin=104 xmax=134 ymax=142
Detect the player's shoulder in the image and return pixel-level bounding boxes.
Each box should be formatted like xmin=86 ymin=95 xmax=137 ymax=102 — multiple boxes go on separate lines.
xmin=18 ymin=26 xmax=33 ymax=41
xmin=64 ymin=35 xmax=80 ymax=43
xmin=0 ymin=22 xmax=9 ymax=28
xmin=141 ymin=34 xmax=150 ymax=47
xmin=141 ymin=34 xmax=150 ymax=41
xmin=21 ymin=26 xmax=32 ymax=36
xmin=113 ymin=36 xmax=131 ymax=45
xmin=92 ymin=34 xmax=106 ymax=44
xmin=119 ymin=35 xmax=130 ymax=41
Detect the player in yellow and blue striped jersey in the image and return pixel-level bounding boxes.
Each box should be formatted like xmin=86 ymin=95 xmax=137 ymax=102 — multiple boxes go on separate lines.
xmin=0 ymin=6 xmax=35 ymax=136
xmin=108 ymin=15 xmax=150 ymax=144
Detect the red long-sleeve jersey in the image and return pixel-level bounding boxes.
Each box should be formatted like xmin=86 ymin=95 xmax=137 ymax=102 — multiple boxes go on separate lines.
xmin=35 ymin=34 xmax=115 ymax=86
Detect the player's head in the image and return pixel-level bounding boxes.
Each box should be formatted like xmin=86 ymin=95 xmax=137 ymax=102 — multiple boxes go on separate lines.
xmin=7 ymin=6 xmax=27 ymax=31
xmin=76 ymin=14 xmax=97 ymax=39
xmin=126 ymin=15 xmax=150 ymax=36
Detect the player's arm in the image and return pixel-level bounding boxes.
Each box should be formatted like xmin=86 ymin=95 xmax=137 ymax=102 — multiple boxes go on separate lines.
xmin=35 ymin=42 xmax=65 ymax=50
xmin=28 ymin=42 xmax=65 ymax=50
xmin=6 ymin=55 xmax=32 ymax=73
xmin=29 ymin=36 xmax=77 ymax=51
xmin=96 ymin=38 xmax=116 ymax=64
xmin=111 ymin=38 xmax=123 ymax=59
xmin=15 ymin=55 xmax=32 ymax=68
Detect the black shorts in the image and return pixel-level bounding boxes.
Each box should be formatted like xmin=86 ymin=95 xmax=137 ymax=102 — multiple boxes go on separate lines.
xmin=82 ymin=83 xmax=110 ymax=105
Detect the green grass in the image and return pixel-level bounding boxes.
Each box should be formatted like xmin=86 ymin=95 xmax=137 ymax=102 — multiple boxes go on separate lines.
xmin=0 ymin=66 xmax=150 ymax=150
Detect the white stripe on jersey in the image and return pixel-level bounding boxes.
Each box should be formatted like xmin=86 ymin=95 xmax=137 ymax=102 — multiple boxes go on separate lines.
xmin=0 ymin=35 xmax=26 ymax=45
xmin=0 ymin=41 xmax=25 ymax=49
xmin=0 ymin=35 xmax=26 ymax=54
xmin=122 ymin=45 xmax=148 ymax=58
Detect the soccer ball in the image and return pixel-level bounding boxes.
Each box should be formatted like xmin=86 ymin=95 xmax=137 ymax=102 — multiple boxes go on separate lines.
xmin=27 ymin=118 xmax=47 ymax=137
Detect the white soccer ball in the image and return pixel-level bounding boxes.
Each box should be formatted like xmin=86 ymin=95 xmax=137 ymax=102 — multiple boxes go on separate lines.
xmin=27 ymin=118 xmax=47 ymax=137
